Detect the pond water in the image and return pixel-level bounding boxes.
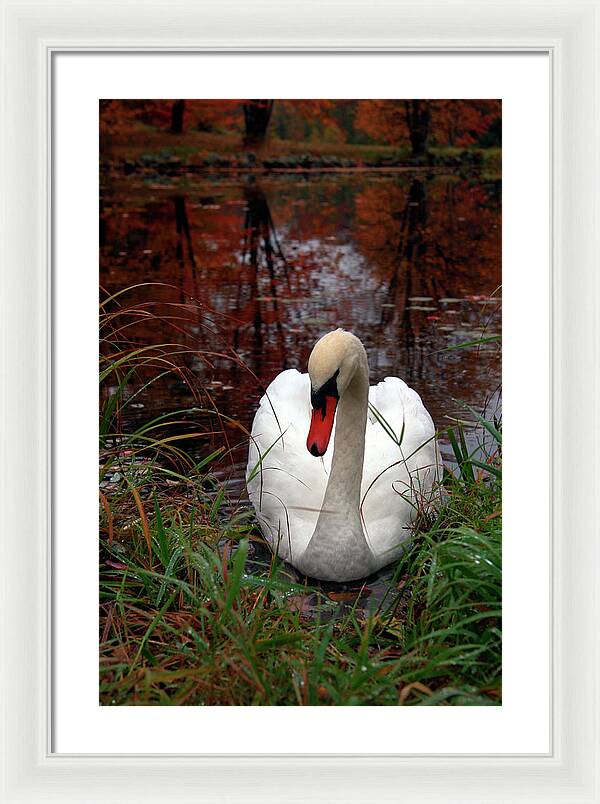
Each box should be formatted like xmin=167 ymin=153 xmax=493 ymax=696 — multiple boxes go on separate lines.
xmin=100 ymin=169 xmax=501 ymax=611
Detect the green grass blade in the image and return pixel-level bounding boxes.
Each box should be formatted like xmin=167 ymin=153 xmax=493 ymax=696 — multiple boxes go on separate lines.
xmin=224 ymin=539 xmax=249 ymax=612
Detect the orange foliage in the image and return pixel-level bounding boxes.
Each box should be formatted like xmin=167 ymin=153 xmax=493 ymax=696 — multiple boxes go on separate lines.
xmin=355 ymin=99 xmax=501 ymax=148
xmin=100 ymin=99 xmax=500 ymax=150
xmin=100 ymin=100 xmax=244 ymax=135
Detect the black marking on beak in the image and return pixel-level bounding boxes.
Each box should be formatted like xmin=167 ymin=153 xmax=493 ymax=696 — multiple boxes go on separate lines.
xmin=310 ymin=369 xmax=340 ymax=419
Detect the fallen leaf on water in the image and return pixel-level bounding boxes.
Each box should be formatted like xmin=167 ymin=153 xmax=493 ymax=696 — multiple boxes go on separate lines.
xmin=105 ymin=560 xmax=127 ymax=570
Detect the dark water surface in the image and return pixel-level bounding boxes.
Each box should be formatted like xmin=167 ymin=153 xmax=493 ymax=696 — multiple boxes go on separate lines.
xmin=101 ymin=169 xmax=501 ymax=609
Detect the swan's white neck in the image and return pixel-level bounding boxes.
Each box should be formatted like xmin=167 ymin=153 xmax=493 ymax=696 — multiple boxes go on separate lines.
xmin=297 ymin=348 xmax=376 ymax=581
xmin=322 ymin=362 xmax=369 ymax=519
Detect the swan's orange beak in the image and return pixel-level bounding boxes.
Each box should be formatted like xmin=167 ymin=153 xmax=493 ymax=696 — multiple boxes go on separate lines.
xmin=307 ymin=395 xmax=338 ymax=457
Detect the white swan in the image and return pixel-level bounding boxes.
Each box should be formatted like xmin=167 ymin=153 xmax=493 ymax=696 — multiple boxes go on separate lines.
xmin=246 ymin=329 xmax=441 ymax=582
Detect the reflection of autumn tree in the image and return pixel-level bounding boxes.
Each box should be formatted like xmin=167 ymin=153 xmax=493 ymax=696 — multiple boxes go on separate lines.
xmin=354 ymin=176 xmax=500 ymax=381
xmin=365 ymin=179 xmax=428 ymax=380
xmin=100 ymin=173 xmax=501 ymax=460
xmin=355 ymin=178 xmax=500 ymax=295
xmin=173 ymin=195 xmax=197 ymax=300
xmin=237 ymin=184 xmax=291 ymax=360
xmin=269 ymin=181 xmax=354 ymax=245
xmin=385 ymin=180 xmax=426 ymax=375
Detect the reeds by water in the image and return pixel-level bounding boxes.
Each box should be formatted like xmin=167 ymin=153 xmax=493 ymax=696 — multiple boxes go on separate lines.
xmin=99 ymin=287 xmax=501 ymax=706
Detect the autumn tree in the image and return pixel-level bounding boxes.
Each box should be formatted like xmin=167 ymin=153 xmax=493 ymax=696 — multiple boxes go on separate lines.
xmin=99 ymin=99 xmax=244 ymax=136
xmin=243 ymin=100 xmax=275 ymax=147
xmin=356 ymin=100 xmax=431 ymax=157
xmin=355 ymin=99 xmax=501 ymax=155
xmin=271 ymin=100 xmax=346 ymax=143
xmin=404 ymin=101 xmax=431 ymax=157
xmin=190 ymin=100 xmax=243 ymax=133
xmin=170 ymin=100 xmax=185 ymax=133
xmin=434 ymin=100 xmax=501 ymax=146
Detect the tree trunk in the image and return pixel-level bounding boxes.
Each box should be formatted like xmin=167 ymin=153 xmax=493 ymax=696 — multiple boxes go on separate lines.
xmin=404 ymin=100 xmax=431 ymax=157
xmin=243 ymin=100 xmax=274 ymax=147
xmin=171 ymin=100 xmax=185 ymax=133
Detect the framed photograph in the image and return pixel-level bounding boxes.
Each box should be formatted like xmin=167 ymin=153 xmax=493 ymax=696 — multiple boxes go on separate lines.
xmin=1 ymin=1 xmax=599 ymax=802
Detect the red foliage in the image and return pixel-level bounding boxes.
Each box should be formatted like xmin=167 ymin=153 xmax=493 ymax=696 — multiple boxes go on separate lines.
xmin=99 ymin=99 xmax=501 ymax=151
xmin=100 ymin=100 xmax=244 ymax=135
xmin=355 ymin=99 xmax=501 ymax=148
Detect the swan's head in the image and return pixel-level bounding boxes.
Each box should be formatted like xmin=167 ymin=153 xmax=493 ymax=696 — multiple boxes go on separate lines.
xmin=306 ymin=329 xmax=366 ymax=457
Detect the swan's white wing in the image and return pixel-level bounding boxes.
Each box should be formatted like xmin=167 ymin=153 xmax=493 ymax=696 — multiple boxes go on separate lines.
xmin=246 ymin=369 xmax=331 ymax=563
xmin=362 ymin=377 xmax=440 ymax=563
xmin=247 ymin=371 xmax=441 ymax=572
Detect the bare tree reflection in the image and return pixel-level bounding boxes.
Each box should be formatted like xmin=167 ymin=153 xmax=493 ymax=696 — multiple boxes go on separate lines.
xmin=100 ymin=173 xmax=501 ymax=474
xmin=375 ymin=179 xmax=429 ymax=382
xmin=237 ymin=183 xmax=289 ymax=366
xmin=173 ymin=194 xmax=198 ymax=302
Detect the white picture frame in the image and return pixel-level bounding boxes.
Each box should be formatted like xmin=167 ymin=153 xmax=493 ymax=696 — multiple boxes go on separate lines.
xmin=1 ymin=1 xmax=598 ymax=801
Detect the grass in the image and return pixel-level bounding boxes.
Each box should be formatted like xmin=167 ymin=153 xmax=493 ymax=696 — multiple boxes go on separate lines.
xmin=100 ymin=122 xmax=501 ymax=178
xmin=102 ymin=122 xmax=408 ymax=161
xmin=99 ymin=290 xmax=502 ymax=706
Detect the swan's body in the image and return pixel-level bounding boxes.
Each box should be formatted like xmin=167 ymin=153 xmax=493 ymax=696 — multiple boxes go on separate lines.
xmin=246 ymin=330 xmax=441 ymax=581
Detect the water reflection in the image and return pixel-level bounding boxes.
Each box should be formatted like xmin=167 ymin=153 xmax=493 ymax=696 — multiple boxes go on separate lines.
xmin=100 ymin=171 xmax=501 ymax=476
xmin=237 ymin=183 xmax=290 ymax=360
xmin=377 ymin=178 xmax=427 ymax=376
xmin=173 ymin=194 xmax=198 ymax=302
